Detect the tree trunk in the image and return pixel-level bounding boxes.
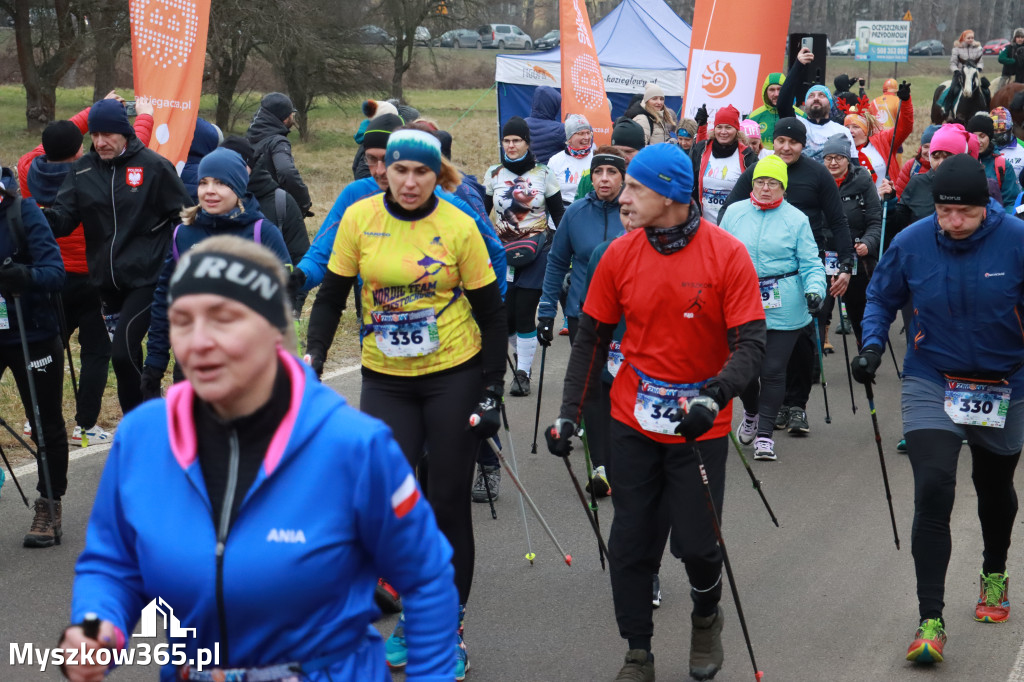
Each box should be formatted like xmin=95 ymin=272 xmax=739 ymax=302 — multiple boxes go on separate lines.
xmin=391 ymin=43 xmax=408 ymax=101
xmin=214 ymin=65 xmax=245 ymax=130
xmin=25 ymin=82 xmax=58 ymax=131
xmin=92 ymin=47 xmax=119 ymax=103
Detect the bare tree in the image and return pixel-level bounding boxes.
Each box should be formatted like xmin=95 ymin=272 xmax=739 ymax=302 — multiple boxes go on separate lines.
xmin=206 ymin=0 xmax=264 ymax=130
xmin=82 ymin=0 xmax=130 ymax=101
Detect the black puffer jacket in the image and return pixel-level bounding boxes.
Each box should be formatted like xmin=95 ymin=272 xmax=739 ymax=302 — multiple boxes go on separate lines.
xmin=836 ymin=164 xmax=882 ymax=262
xmin=44 ymin=136 xmax=190 ymax=292
xmin=247 ymin=111 xmax=312 ymax=215
xmin=248 ymin=164 xmax=309 ymax=265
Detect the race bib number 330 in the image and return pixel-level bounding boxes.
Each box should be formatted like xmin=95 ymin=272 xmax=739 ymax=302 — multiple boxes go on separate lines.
xmin=943 ymin=380 xmax=1011 ymax=428
xmin=372 ymin=308 xmax=441 ymax=358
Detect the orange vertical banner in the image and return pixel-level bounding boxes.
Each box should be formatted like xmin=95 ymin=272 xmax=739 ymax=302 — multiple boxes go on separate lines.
xmin=129 ymin=0 xmax=211 ymax=172
xmin=559 ymin=0 xmax=613 ymax=145
xmin=683 ymin=0 xmax=792 ymax=120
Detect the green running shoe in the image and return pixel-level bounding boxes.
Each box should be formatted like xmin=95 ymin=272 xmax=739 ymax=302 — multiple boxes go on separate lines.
xmin=906 ymin=618 xmax=946 ymax=663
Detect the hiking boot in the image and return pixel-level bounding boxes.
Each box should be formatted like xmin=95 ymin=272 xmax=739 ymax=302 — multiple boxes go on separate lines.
xmin=586 ymin=465 xmax=611 ymax=497
xmin=787 ymin=408 xmax=810 ymax=435
xmin=652 ymin=574 xmax=662 ymax=609
xmin=509 ymin=369 xmax=531 ymax=397
xmin=24 ymin=497 xmax=62 ymax=548
xmin=384 ymin=613 xmax=408 ymax=668
xmin=73 ymin=424 xmax=113 ymax=448
xmin=774 ymin=406 xmax=791 ymax=430
xmin=976 ymin=572 xmax=1010 ymax=623
xmin=753 ymin=437 xmax=776 ymax=462
xmin=690 ymin=607 xmax=725 ymax=680
xmin=906 ymin=618 xmax=946 ymax=663
xmin=897 ymin=439 xmax=908 ymax=454
xmin=615 ymin=649 xmax=654 ymax=681
xmin=737 ymin=412 xmax=757 ymax=445
xmin=374 ymin=577 xmax=402 ymax=614
xmin=471 ymin=465 xmax=501 ymax=503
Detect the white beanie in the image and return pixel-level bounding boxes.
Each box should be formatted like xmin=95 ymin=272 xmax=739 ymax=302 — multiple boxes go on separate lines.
xmin=564 ymin=113 xmax=592 ymax=140
xmin=642 ymin=83 xmax=665 ymax=105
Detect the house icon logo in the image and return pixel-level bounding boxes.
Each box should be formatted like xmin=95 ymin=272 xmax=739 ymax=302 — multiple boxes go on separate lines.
xmin=133 ymin=597 xmax=197 ymax=639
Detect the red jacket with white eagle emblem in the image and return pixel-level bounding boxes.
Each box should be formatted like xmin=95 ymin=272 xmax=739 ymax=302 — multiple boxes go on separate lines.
xmin=42 ymin=133 xmax=191 ymax=291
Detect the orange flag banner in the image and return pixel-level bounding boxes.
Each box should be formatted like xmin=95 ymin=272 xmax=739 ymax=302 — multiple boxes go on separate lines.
xmin=683 ymin=0 xmax=792 ymax=120
xmin=129 ymin=0 xmax=212 ymax=172
xmin=559 ymin=0 xmax=613 ymax=145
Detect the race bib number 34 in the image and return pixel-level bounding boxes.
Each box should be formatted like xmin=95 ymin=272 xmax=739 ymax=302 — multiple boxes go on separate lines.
xmin=943 ymin=380 xmax=1011 ymax=428
xmin=372 ymin=308 xmax=441 ymax=358
xmin=634 ymin=374 xmax=704 ymax=435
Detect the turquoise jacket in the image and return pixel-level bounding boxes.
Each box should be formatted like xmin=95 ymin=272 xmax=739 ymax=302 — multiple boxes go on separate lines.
xmin=719 ymin=198 xmax=826 ymax=331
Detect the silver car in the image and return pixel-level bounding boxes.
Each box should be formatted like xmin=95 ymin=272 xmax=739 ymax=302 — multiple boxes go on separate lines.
xmin=477 ymin=24 xmax=533 ymax=50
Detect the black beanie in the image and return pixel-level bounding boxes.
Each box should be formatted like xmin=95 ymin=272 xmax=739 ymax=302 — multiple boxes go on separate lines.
xmin=260 ymin=92 xmax=296 ymax=122
xmin=967 ymin=113 xmax=995 ymax=139
xmin=220 ymin=135 xmax=255 ymax=167
xmin=362 ymin=113 xmax=403 ymax=150
xmin=773 ymin=117 xmax=807 ymax=146
xmin=434 ymin=130 xmax=453 ymax=159
xmin=502 ymin=116 xmax=531 ymax=143
xmin=611 ymin=117 xmax=646 ymax=150
xmin=42 ymin=121 xmax=84 ymax=161
xmin=833 ymin=74 xmax=854 ymax=93
xmin=932 ymin=154 xmax=989 ymax=206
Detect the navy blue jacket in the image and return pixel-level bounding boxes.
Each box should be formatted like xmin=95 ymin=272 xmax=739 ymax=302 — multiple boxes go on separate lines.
xmin=180 ymin=118 xmax=222 ymax=202
xmin=524 ymin=86 xmax=565 ymax=166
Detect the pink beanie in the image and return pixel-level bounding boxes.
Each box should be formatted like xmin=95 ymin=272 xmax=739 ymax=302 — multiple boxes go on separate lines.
xmin=929 ymin=123 xmax=971 ymax=157
xmin=740 ymin=119 xmax=761 ymax=140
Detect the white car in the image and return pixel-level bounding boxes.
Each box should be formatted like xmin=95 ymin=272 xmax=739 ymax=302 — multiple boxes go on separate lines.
xmin=831 ymin=38 xmax=856 ymax=56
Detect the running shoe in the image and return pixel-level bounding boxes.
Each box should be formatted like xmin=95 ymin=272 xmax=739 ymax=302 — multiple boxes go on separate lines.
xmin=753 ymin=437 xmax=776 ymax=461
xmin=384 ymin=613 xmax=407 ymax=668
xmin=837 ymin=315 xmax=853 ymax=334
xmin=787 ymin=408 xmax=810 ymax=435
xmin=471 ymin=465 xmax=500 ymax=503
xmin=586 ymin=465 xmax=611 ymax=497
xmin=23 ymin=421 xmax=30 ymax=436
xmin=652 ymin=574 xmax=662 ymax=609
xmin=559 ymin=322 xmax=569 ymax=336
xmin=737 ymin=412 xmax=758 ymax=445
xmin=509 ymin=369 xmax=531 ymax=397
xmin=906 ymin=618 xmax=946 ymax=663
xmin=73 ymin=425 xmax=114 ymax=448
xmin=897 ymin=439 xmax=908 ymax=454
xmin=0 ymin=468 xmax=5 ymax=500
xmin=615 ymin=649 xmax=654 ymax=681
xmin=774 ymin=406 xmax=791 ymax=431
xmin=456 ymin=629 xmax=470 ymax=680
xmin=374 ymin=577 xmax=403 ymax=614
xmin=976 ymin=572 xmax=1010 ymax=623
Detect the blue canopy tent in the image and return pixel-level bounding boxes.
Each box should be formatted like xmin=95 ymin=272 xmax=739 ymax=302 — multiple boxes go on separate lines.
xmin=494 ymin=0 xmax=692 ymax=128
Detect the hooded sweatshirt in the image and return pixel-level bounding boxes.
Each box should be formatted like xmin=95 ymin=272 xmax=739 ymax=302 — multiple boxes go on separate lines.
xmin=523 ymin=86 xmax=566 ymax=165
xmin=247 ymin=109 xmax=312 ymax=214
xmin=181 ymin=118 xmax=223 ymax=202
xmin=748 ymin=73 xmax=804 ymax=144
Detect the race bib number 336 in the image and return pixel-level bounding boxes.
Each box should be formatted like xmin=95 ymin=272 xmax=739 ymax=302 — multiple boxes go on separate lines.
xmin=943 ymin=380 xmax=1011 ymax=428
xmin=372 ymin=308 xmax=441 ymax=358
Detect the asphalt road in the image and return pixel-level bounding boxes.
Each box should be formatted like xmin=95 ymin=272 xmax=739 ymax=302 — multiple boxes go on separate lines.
xmin=3 ymin=325 xmax=1024 ymax=681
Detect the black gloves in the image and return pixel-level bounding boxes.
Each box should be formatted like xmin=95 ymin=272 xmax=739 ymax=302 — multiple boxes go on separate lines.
xmin=287 ymin=267 xmax=307 ymax=300
xmin=303 ymin=353 xmax=325 ymax=379
xmin=140 ymin=365 xmax=164 ymax=401
xmin=537 ymin=317 xmax=555 ymax=347
xmin=851 ymin=344 xmax=883 ymax=384
xmin=669 ymin=394 xmax=719 ymax=440
xmin=897 ymin=80 xmax=911 ymax=101
xmin=545 ymin=418 xmax=577 ymax=457
xmin=0 ymin=262 xmax=33 ymax=293
xmin=695 ymin=104 xmax=709 ymax=128
xmin=806 ymin=293 xmax=823 ymax=315
xmin=468 ymin=385 xmax=503 ymax=439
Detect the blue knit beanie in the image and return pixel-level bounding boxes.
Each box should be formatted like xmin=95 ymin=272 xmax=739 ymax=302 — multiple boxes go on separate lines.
xmin=626 ymin=143 xmax=693 ymax=204
xmin=88 ymin=99 xmax=133 ymax=136
xmin=805 ymin=84 xmax=834 ymax=108
xmin=921 ymin=124 xmax=941 ymax=146
xmin=386 ymin=129 xmax=442 ymax=175
xmin=197 ymin=148 xmax=250 ymax=200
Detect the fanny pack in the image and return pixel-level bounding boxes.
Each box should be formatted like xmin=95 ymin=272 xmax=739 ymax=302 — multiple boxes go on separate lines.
xmin=178 ymin=647 xmax=353 ymax=682
xmin=504 ymin=230 xmax=549 ymax=269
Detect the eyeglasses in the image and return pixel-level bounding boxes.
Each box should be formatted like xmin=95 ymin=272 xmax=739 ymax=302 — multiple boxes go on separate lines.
xmin=823 ymin=155 xmax=846 ymax=165
xmin=753 ymin=178 xmax=782 ymax=190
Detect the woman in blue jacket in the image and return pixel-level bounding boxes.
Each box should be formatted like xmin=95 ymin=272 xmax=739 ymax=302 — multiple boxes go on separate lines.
xmin=853 ymin=155 xmax=1024 ymax=665
xmin=720 ymin=155 xmax=826 ymax=462
xmin=62 ymin=236 xmax=458 ymax=682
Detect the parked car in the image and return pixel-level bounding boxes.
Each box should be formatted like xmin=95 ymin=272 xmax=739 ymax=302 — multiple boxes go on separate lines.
xmin=437 ymin=28 xmax=479 ymax=48
xmin=909 ymin=39 xmax=944 ymax=56
xmin=984 ymin=38 xmax=1010 ymax=55
xmin=477 ymin=24 xmax=532 ymax=50
xmin=414 ymin=26 xmax=431 ymax=46
xmin=535 ymin=29 xmax=559 ymax=50
xmin=357 ymin=25 xmax=393 ymax=45
xmin=831 ymin=38 xmax=856 ymax=56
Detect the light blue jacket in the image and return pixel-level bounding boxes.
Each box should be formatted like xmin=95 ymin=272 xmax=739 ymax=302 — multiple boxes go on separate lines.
xmin=719 ymin=199 xmax=826 ymax=331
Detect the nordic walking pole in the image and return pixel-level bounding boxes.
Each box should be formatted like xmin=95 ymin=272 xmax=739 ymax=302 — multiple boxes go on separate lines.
xmin=478 ymin=459 xmax=497 ymax=520
xmin=12 ymin=293 xmax=59 ymax=542
xmin=54 ymin=295 xmax=78 ymax=399
xmin=0 ymin=442 xmax=30 ymax=506
xmin=728 ymin=431 xmax=779 ymax=527
xmin=859 ymin=375 xmax=901 ymax=551
xmin=838 ymin=294 xmax=857 ymax=414
xmin=530 ymin=345 xmax=547 ymax=453
xmin=507 ymin=353 xmax=528 ymax=396
xmin=812 ymin=319 xmax=832 ymax=424
xmin=559 ymin=424 xmax=608 ymax=569
xmin=475 ymin=431 xmax=572 ymax=566
xmin=579 ymin=423 xmax=607 ymax=568
xmin=687 ymin=435 xmax=764 ymax=682
xmin=501 ymin=401 xmax=536 ymax=565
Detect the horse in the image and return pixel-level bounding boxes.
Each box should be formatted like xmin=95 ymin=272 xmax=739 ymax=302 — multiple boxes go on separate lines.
xmin=990 ymin=82 xmax=1024 ymax=140
xmin=931 ymin=63 xmax=989 ymax=124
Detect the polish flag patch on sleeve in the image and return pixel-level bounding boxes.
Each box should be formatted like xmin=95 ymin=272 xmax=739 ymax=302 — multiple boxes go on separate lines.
xmin=391 ymin=473 xmax=421 ymax=519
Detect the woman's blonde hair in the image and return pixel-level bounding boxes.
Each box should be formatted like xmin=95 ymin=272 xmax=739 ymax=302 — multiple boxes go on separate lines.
xmin=179 ymin=196 xmax=245 ymax=225
xmin=181 ymin=235 xmax=297 ymax=352
xmin=647 ymin=101 xmax=678 ymax=129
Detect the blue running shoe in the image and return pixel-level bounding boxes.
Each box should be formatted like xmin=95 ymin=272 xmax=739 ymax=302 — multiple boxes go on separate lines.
xmin=385 ymin=613 xmax=407 ymax=669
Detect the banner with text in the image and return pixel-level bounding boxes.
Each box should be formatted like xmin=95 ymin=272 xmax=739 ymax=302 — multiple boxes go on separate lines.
xmin=854 ymin=21 xmax=910 ymax=62
xmin=129 ymin=0 xmax=211 ymax=172
xmin=683 ymin=0 xmax=792 ymax=119
xmin=559 ymin=0 xmax=612 ymax=144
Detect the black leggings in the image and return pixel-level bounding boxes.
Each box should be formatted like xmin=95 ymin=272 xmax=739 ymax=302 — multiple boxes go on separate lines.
xmin=783 ymin=322 xmax=818 ymax=410
xmin=507 ymin=287 xmax=541 ymax=336
xmin=907 ymin=429 xmax=1021 ymax=620
xmin=360 ymin=363 xmax=483 ymax=604
xmin=740 ymin=329 xmax=802 ymax=437
xmin=101 ymin=286 xmax=155 ymax=415
xmin=61 ymin=273 xmax=111 ymax=429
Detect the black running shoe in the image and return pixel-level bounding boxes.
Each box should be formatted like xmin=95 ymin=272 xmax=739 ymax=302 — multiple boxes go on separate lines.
xmin=787 ymin=407 xmax=810 ymax=435
xmin=509 ymin=369 xmax=531 ymax=396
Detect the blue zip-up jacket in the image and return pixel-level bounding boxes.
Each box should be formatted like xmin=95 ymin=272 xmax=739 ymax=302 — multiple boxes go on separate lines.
xmin=181 ymin=119 xmax=222 ymax=203
xmin=538 ymin=190 xmax=623 ymax=320
xmin=719 ymin=199 xmax=826 ymax=331
xmin=298 ymin=178 xmax=506 ymax=296
xmin=144 ymin=196 xmax=291 ymax=374
xmin=862 ymin=198 xmax=1024 ymax=392
xmin=72 ymin=351 xmax=457 ymax=681
xmin=524 ymin=86 xmax=565 ymax=166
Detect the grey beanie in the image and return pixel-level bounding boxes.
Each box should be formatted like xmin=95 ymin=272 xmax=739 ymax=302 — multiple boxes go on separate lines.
xmin=822 ymin=133 xmax=852 ymax=160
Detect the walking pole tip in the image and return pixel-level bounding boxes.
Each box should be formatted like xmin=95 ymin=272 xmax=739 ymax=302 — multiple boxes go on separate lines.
xmin=564 ymin=554 xmax=572 ymax=566
xmin=526 ymin=552 xmax=536 ymax=564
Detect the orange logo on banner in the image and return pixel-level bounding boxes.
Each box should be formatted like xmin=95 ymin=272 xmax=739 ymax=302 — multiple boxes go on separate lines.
xmin=559 ymin=0 xmax=612 ymax=144
xmin=701 ymin=60 xmax=737 ymax=98
xmin=130 ymin=0 xmax=211 ymax=170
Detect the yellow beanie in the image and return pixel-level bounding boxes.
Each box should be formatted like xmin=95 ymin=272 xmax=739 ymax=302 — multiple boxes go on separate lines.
xmin=753 ymin=155 xmax=788 ymax=190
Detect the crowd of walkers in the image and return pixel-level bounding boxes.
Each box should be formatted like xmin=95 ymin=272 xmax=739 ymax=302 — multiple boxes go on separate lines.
xmin=1 ymin=32 xmax=1023 ymax=682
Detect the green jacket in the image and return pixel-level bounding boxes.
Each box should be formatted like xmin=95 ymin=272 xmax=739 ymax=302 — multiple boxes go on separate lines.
xmin=748 ymin=72 xmax=804 ymax=145
xmin=574 ymin=171 xmax=593 ymax=200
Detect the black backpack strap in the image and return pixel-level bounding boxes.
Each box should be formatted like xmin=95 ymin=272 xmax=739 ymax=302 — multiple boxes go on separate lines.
xmin=274 ymin=188 xmax=287 ymax=225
